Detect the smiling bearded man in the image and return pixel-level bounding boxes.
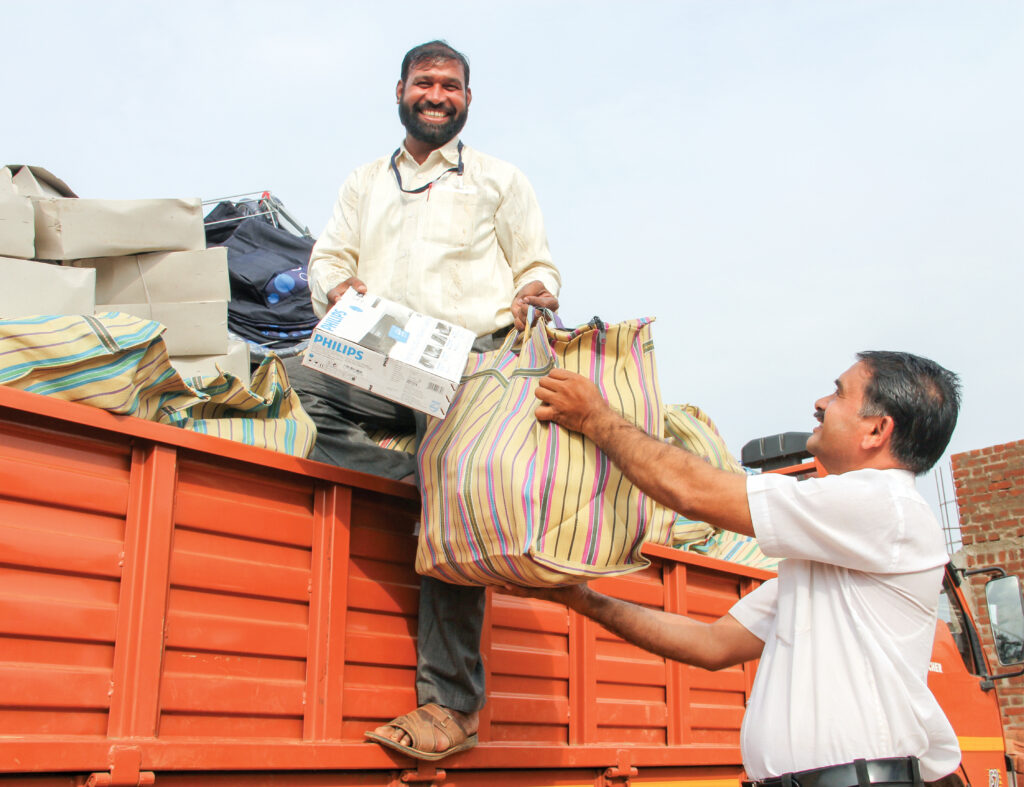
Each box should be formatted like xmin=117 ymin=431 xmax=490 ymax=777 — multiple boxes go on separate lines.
xmin=396 ymin=56 xmax=469 ymax=147
xmin=282 ymin=40 xmax=562 ymax=761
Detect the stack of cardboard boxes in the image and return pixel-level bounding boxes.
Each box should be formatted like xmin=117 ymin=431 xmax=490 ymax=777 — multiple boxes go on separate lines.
xmin=0 ymin=165 xmax=249 ymax=383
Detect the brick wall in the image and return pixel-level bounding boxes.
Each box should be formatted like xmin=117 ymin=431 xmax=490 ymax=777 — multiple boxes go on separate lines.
xmin=952 ymin=439 xmax=1024 ymax=738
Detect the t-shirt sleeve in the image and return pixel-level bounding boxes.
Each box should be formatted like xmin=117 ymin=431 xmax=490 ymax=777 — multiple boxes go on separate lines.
xmin=746 ymin=470 xmax=948 ymax=573
xmin=729 ymin=578 xmax=778 ymax=643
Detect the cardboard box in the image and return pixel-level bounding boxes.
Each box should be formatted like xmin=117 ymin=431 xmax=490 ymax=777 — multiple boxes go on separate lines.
xmin=0 ymin=192 xmax=35 ymax=259
xmin=0 ymin=256 xmax=95 ymax=317
xmin=69 ymin=248 xmax=229 ymax=304
xmin=97 ymin=301 xmax=227 ymax=356
xmin=32 ymin=197 xmax=206 ymax=260
xmin=171 ymin=339 xmax=251 ymax=385
xmin=302 ymin=289 xmax=475 ymax=418
xmin=3 ymin=165 xmax=77 ymax=198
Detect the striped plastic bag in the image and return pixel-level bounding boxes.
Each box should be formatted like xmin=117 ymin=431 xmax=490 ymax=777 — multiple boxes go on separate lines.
xmin=0 ymin=312 xmax=315 ymax=457
xmin=664 ymin=403 xmax=777 ymax=570
xmin=415 ymin=313 xmax=675 ymax=587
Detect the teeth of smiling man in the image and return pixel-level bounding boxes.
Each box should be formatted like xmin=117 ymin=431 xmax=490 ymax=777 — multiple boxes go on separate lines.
xmin=421 ymin=109 xmax=448 ymax=119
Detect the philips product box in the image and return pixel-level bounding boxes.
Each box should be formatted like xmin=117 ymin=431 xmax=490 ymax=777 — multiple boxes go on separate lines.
xmin=302 ymin=289 xmax=475 ymax=418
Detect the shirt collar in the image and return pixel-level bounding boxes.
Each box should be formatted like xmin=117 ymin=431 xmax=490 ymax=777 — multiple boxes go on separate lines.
xmin=397 ymin=136 xmax=463 ymax=168
xmin=890 ymin=468 xmax=917 ymax=486
xmin=852 ymin=467 xmax=917 ymax=486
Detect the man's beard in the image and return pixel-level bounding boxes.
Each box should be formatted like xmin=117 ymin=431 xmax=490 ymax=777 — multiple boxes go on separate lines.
xmin=399 ymin=98 xmax=468 ymax=146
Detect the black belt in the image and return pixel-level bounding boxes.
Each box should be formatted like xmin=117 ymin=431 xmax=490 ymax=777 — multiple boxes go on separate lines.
xmin=743 ymin=757 xmax=924 ymax=787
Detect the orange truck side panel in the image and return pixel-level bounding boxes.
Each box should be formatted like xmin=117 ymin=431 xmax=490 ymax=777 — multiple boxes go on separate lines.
xmin=0 ymin=386 xmax=764 ymax=785
xmin=2 ymin=389 xmax=1006 ymax=786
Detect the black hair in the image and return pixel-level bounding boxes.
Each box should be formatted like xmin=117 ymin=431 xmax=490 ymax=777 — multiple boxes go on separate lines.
xmin=856 ymin=351 xmax=962 ymax=475
xmin=401 ymin=40 xmax=470 ymax=86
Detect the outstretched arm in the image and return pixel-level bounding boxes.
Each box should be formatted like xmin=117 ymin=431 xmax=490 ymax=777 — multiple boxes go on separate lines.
xmin=504 ymin=583 xmax=764 ymax=671
xmin=534 ymin=369 xmax=754 ymax=535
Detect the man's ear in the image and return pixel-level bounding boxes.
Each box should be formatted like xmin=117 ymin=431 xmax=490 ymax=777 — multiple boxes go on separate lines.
xmin=466 ymin=86 xmax=472 ymax=106
xmin=862 ymin=414 xmax=895 ymax=451
xmin=396 ymin=80 xmax=404 ymax=104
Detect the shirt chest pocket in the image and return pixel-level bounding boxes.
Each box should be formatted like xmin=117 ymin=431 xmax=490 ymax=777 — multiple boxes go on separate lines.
xmin=418 ymin=186 xmax=478 ymax=248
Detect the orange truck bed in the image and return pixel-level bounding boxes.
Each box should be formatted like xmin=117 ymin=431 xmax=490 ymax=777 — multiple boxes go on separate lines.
xmin=0 ymin=385 xmax=771 ymax=787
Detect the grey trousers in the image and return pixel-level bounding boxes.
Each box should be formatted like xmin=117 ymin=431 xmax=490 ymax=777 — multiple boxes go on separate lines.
xmin=284 ymin=328 xmax=508 ymax=713
xmin=284 ymin=354 xmax=419 ymax=480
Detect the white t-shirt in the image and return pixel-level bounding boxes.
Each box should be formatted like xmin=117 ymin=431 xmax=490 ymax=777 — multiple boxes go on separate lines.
xmin=729 ymin=468 xmax=960 ymax=781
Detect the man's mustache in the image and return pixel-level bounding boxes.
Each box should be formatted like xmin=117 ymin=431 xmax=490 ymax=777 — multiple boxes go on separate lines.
xmin=416 ymin=100 xmax=454 ymax=115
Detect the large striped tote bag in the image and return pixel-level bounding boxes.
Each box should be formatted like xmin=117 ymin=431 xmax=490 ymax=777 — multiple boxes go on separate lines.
xmin=415 ymin=313 xmax=675 ymax=587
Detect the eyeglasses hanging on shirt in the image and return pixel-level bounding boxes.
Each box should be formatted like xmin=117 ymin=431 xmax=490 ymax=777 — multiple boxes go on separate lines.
xmin=390 ymin=141 xmax=464 ymax=195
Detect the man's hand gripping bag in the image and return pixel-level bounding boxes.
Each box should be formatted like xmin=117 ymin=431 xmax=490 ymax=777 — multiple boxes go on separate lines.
xmin=415 ymin=313 xmax=675 ymax=586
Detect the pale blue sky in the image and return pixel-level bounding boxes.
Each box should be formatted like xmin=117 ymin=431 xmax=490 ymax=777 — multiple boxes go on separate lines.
xmin=5 ymin=1 xmax=1022 ymax=517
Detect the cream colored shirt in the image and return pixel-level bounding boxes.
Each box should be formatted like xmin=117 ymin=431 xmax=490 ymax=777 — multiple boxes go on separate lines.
xmin=731 ymin=469 xmax=960 ymax=781
xmin=308 ymin=137 xmax=561 ymax=338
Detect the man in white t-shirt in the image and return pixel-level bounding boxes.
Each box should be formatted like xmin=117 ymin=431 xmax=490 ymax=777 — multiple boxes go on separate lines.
xmin=513 ymin=351 xmax=963 ymax=785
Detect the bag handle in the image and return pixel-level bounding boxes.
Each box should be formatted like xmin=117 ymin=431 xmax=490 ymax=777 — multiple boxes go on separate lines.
xmin=482 ymin=312 xmax=548 ymax=358
xmin=526 ymin=305 xmax=566 ymax=331
xmin=585 ymin=315 xmax=607 ymax=344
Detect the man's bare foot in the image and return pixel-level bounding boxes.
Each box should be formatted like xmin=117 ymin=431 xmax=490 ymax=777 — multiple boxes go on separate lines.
xmin=399 ymin=473 xmax=417 ymax=485
xmin=367 ymin=703 xmax=478 ymax=759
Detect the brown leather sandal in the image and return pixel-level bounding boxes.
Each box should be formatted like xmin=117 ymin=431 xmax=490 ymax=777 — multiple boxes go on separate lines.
xmin=364 ymin=702 xmax=478 ymax=761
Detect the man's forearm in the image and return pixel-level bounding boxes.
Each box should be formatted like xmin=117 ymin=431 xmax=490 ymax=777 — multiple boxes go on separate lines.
xmin=565 ymin=585 xmax=762 ymax=670
xmin=584 ymin=408 xmax=754 ymax=535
